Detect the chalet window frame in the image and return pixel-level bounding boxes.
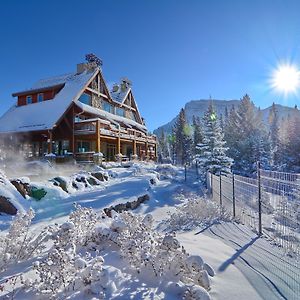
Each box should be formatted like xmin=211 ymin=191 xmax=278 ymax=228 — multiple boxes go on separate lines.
xmin=26 ymin=95 xmax=32 ymax=104
xmin=37 ymin=93 xmax=44 ymax=102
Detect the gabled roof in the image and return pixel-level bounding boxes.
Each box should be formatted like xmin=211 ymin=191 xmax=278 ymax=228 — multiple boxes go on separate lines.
xmin=110 ymin=82 xmax=144 ymax=125
xmin=74 ymin=100 xmax=147 ymax=132
xmin=0 ymin=69 xmax=97 ymax=133
xmin=110 ymin=85 xmax=131 ymax=103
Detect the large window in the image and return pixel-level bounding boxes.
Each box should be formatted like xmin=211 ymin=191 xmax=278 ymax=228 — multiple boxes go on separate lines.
xmin=76 ymin=140 xmax=95 ymax=153
xmin=53 ymin=140 xmax=70 ymax=155
xmin=78 ymin=93 xmax=91 ymax=105
xmin=103 ymin=101 xmax=113 ymax=113
xmin=26 ymin=95 xmax=32 ymax=104
xmin=116 ymin=107 xmax=125 ymax=117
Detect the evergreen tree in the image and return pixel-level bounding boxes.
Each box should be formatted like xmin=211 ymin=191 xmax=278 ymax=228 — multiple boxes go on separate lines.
xmin=157 ymin=129 xmax=169 ymax=162
xmin=195 ymin=103 xmax=233 ymax=178
xmin=183 ymin=123 xmax=194 ymax=164
xmin=224 ymin=94 xmax=270 ymax=175
xmin=268 ymin=103 xmax=281 ymax=168
xmin=285 ymin=107 xmax=300 ymax=171
xmin=192 ymin=116 xmax=203 ymax=155
xmin=168 ymin=132 xmax=176 ymax=165
xmin=173 ymin=108 xmax=193 ymax=165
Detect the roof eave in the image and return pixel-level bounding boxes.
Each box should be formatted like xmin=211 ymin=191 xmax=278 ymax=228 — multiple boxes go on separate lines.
xmin=12 ymin=83 xmax=65 ymax=97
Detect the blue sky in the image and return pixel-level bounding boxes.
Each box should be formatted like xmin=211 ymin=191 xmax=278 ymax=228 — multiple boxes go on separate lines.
xmin=1 ymin=0 xmax=300 ymax=131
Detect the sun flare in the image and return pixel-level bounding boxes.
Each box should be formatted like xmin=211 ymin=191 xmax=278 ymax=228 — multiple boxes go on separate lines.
xmin=271 ymin=64 xmax=300 ymax=94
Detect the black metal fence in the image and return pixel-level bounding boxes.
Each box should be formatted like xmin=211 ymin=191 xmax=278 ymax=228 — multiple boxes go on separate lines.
xmin=207 ymin=168 xmax=300 ymax=258
xmin=206 ymin=166 xmax=300 ymax=299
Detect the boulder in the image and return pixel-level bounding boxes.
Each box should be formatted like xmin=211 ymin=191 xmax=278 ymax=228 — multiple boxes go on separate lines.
xmin=10 ymin=179 xmax=30 ymax=198
xmin=137 ymin=194 xmax=150 ymax=203
xmin=87 ymin=176 xmax=100 ymax=186
xmin=91 ymin=172 xmax=108 ymax=182
xmin=52 ymin=177 xmax=68 ymax=193
xmin=0 ymin=196 xmax=17 ymax=215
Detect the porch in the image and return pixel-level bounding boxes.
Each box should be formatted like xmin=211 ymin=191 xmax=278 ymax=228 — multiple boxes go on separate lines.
xmin=74 ymin=118 xmax=157 ymax=163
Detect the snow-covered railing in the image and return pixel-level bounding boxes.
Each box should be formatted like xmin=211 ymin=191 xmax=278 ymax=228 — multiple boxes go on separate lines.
xmin=75 ymin=119 xmax=156 ymax=144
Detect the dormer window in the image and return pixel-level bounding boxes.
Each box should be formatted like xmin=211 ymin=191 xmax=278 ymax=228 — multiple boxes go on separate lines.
xmin=26 ymin=95 xmax=32 ymax=104
xmin=37 ymin=93 xmax=44 ymax=102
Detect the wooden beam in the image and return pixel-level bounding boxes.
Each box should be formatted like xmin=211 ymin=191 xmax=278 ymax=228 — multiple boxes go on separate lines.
xmin=99 ymin=92 xmax=108 ymax=99
xmin=96 ymin=119 xmax=101 ymax=152
xmin=71 ymin=106 xmax=75 ymax=154
xmin=133 ymin=139 xmax=137 ymax=155
xmin=117 ymin=129 xmax=121 ymax=154
xmin=48 ymin=131 xmax=53 ymax=154
xmin=97 ymin=74 xmax=100 ymax=92
xmin=86 ymin=87 xmax=100 ymax=96
xmin=145 ymin=141 xmax=149 ymax=159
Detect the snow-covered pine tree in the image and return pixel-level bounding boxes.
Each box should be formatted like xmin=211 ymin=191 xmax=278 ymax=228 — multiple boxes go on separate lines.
xmin=224 ymin=95 xmax=270 ymax=175
xmin=183 ymin=123 xmax=193 ymax=164
xmin=195 ymin=103 xmax=233 ymax=178
xmin=285 ymin=106 xmax=300 ymax=171
xmin=173 ymin=108 xmax=193 ymax=165
xmin=168 ymin=132 xmax=176 ymax=164
xmin=268 ymin=103 xmax=281 ymax=168
xmin=158 ymin=129 xmax=170 ymax=162
xmin=192 ymin=116 xmax=203 ymax=155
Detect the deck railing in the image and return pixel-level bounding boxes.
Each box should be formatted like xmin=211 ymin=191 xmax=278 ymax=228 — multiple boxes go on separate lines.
xmin=74 ymin=120 xmax=156 ymax=143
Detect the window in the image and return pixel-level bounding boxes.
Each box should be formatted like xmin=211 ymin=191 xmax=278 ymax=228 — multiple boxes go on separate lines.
xmin=78 ymin=93 xmax=91 ymax=105
xmin=26 ymin=95 xmax=32 ymax=104
xmin=116 ymin=107 xmax=125 ymax=117
xmin=37 ymin=93 xmax=44 ymax=102
xmin=77 ymin=140 xmax=95 ymax=153
xmin=103 ymin=101 xmax=113 ymax=113
xmin=129 ymin=111 xmax=137 ymax=121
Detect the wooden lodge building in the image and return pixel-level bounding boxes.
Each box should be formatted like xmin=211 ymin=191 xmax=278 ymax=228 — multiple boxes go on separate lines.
xmin=0 ymin=61 xmax=157 ymax=162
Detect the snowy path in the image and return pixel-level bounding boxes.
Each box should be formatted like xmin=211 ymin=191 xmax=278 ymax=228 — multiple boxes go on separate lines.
xmin=178 ymin=222 xmax=300 ymax=300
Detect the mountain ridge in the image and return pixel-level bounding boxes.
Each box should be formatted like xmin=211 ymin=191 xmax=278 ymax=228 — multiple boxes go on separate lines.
xmin=153 ymin=99 xmax=300 ymax=136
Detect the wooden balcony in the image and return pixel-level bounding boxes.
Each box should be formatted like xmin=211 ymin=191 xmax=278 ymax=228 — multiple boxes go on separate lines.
xmin=74 ymin=119 xmax=157 ymax=144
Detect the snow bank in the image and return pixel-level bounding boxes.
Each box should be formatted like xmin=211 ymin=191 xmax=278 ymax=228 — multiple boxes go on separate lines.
xmin=1 ymin=206 xmax=214 ymax=299
xmin=160 ymin=193 xmax=231 ymax=232
xmin=0 ymin=170 xmax=30 ymax=214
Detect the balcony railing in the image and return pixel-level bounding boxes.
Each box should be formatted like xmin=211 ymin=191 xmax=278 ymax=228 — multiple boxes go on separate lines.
xmin=74 ymin=119 xmax=157 ymax=143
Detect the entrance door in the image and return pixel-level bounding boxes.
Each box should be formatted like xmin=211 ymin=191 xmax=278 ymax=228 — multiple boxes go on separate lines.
xmin=107 ymin=144 xmax=116 ymax=161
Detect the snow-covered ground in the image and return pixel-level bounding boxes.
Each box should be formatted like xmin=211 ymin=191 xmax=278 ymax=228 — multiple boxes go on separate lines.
xmin=0 ymin=162 xmax=299 ymax=299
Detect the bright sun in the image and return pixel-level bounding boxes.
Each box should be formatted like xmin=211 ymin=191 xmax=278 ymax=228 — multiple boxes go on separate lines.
xmin=271 ymin=64 xmax=300 ymax=94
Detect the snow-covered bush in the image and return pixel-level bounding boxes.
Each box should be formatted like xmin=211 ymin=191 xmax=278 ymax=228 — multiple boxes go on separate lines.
xmin=111 ymin=211 xmax=214 ymax=292
xmin=156 ymin=164 xmax=179 ymax=179
xmin=0 ymin=209 xmax=52 ymax=271
xmin=2 ymin=205 xmax=213 ymax=299
xmin=161 ymin=194 xmax=230 ymax=232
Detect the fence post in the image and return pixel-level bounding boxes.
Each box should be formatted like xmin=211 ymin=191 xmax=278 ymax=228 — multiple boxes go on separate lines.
xmin=232 ymin=173 xmax=236 ymax=218
xmin=219 ymin=171 xmax=222 ymax=206
xmin=211 ymin=172 xmax=213 ymax=199
xmin=257 ymin=161 xmax=262 ymax=235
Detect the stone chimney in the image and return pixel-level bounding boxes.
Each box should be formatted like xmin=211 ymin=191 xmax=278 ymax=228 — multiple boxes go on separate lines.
xmin=77 ymin=62 xmax=98 ymax=74
xmin=120 ymin=77 xmax=132 ymax=92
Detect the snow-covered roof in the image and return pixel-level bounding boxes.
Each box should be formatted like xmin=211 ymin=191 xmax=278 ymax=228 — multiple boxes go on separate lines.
xmin=0 ymin=69 xmax=97 ymax=133
xmin=31 ymin=73 xmax=75 ymax=89
xmin=110 ymin=85 xmax=131 ymax=103
xmin=74 ymin=100 xmax=147 ymax=132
